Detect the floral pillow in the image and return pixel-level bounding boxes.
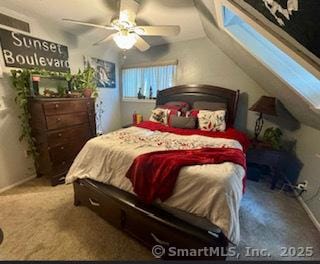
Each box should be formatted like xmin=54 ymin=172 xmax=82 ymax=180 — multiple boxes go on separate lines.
xmin=149 ymin=108 xmax=170 ymax=125
xmin=197 ymin=110 xmax=226 ymax=132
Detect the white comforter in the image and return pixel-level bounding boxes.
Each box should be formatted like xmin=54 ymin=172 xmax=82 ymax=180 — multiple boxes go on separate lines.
xmin=66 ymin=126 xmax=245 ymax=244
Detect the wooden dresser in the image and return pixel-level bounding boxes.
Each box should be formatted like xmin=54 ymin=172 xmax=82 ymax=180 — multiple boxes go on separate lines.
xmin=28 ymin=97 xmax=96 ymax=186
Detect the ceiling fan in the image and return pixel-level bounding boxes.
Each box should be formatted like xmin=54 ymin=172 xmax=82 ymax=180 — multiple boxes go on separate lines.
xmin=62 ymin=0 xmax=181 ymax=52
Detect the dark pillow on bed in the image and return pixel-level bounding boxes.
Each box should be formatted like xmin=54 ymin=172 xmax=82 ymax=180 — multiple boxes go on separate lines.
xmin=170 ymin=116 xmax=196 ymax=129
xmin=164 ymin=101 xmax=190 ymax=113
xmin=193 ymin=101 xmax=227 ymax=111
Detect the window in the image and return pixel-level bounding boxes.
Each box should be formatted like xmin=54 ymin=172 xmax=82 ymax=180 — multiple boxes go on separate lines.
xmin=122 ymin=64 xmax=177 ymax=99
xmin=222 ymin=6 xmax=320 ymax=109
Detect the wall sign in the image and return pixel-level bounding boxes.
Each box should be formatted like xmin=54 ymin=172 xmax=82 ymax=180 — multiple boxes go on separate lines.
xmin=0 ymin=28 xmax=70 ymax=72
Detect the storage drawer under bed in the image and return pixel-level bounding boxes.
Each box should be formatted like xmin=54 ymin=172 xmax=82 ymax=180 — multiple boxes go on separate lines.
xmin=73 ymin=179 xmax=122 ymax=228
xmin=73 ymin=179 xmax=228 ymax=260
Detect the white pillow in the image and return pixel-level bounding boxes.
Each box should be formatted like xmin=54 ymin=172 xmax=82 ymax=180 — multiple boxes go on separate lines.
xmin=198 ymin=110 xmax=226 ymax=132
xmin=149 ymin=108 xmax=170 ymax=125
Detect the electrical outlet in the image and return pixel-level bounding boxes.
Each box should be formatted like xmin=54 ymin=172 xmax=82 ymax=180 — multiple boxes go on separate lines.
xmin=316 ymin=153 xmax=320 ymax=159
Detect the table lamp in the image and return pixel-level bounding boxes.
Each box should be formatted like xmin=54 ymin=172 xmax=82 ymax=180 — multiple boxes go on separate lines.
xmin=249 ymin=96 xmax=277 ymax=140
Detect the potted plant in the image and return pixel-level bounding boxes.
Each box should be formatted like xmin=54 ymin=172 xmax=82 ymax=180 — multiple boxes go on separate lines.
xmin=262 ymin=127 xmax=283 ymax=150
xmin=66 ymin=67 xmax=97 ymax=98
xmin=76 ymin=67 xmax=97 ymax=97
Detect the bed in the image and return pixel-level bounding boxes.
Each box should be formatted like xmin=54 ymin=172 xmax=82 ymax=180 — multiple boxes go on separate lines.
xmin=66 ymin=84 xmax=245 ymax=260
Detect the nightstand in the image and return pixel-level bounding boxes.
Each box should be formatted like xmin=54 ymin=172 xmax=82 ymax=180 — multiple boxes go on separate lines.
xmin=247 ymin=143 xmax=303 ymax=189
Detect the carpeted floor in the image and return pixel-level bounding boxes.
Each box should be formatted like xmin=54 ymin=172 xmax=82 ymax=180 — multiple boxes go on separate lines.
xmin=0 ymin=177 xmax=319 ymax=261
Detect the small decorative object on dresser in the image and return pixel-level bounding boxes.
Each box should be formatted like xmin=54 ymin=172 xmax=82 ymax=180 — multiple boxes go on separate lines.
xmin=30 ymin=74 xmax=70 ymax=97
xmin=29 ymin=97 xmax=96 ymax=186
xmin=249 ymin=96 xmax=277 ymax=140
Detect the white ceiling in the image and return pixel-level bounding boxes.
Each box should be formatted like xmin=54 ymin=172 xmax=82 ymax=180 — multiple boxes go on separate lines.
xmin=0 ymin=0 xmax=206 ymax=47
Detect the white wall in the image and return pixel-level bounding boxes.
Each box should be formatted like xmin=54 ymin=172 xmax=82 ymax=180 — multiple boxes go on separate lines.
xmin=70 ymin=37 xmax=121 ymax=133
xmin=289 ymin=125 xmax=320 ymax=222
xmin=0 ymin=7 xmax=121 ymax=191
xmin=121 ymin=37 xmax=268 ymax=132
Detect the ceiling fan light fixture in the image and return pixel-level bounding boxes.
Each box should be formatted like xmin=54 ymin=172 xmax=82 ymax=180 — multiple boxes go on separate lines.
xmin=113 ymin=31 xmax=137 ymax=50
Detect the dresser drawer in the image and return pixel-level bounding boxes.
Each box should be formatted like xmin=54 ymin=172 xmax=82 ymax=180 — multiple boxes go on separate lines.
xmin=47 ymin=124 xmax=91 ymax=147
xmin=49 ymin=140 xmax=86 ymax=165
xmin=43 ymin=100 xmax=89 ymax=116
xmin=46 ymin=112 xmax=89 ymax=130
xmin=50 ymin=157 xmax=77 ymax=186
xmin=51 ymin=159 xmax=73 ymax=176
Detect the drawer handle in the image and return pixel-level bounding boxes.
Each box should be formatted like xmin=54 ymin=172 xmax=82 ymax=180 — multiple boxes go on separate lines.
xmin=58 ymin=176 xmax=65 ymax=182
xmin=57 ymin=118 xmax=61 ymax=122
xmin=150 ymin=233 xmax=170 ymax=246
xmin=58 ymin=133 xmax=62 ymax=137
xmin=60 ymin=146 xmax=65 ymax=150
xmin=89 ymin=198 xmax=100 ymax=207
xmin=61 ymin=161 xmax=66 ymax=165
xmin=55 ymin=104 xmax=59 ymax=108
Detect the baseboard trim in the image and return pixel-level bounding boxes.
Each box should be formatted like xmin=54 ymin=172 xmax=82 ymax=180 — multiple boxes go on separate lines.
xmin=0 ymin=175 xmax=36 ymax=194
xmin=297 ymin=195 xmax=320 ymax=233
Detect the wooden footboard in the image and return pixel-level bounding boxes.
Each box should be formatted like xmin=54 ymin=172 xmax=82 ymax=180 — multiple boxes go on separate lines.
xmin=73 ymin=179 xmax=229 ymax=260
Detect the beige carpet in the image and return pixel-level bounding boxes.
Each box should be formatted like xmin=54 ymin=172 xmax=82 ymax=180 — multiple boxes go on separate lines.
xmin=0 ymin=178 xmax=152 ymax=260
xmin=0 ymin=177 xmax=319 ymax=260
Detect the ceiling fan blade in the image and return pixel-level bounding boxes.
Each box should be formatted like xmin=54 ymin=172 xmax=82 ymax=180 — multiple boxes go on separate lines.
xmin=93 ymin=33 xmax=117 ymax=46
xmin=134 ymin=35 xmax=150 ymax=52
xmin=119 ymin=0 xmax=139 ymax=23
xmin=134 ymin=25 xmax=181 ymax=36
xmin=62 ymin=19 xmax=115 ymax=30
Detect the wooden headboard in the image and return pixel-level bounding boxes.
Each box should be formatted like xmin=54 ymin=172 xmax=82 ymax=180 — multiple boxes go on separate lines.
xmin=156 ymin=84 xmax=240 ymax=126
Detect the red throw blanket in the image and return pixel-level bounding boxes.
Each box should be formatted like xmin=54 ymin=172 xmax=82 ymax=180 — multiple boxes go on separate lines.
xmin=126 ymin=147 xmax=246 ymax=204
xmin=136 ymin=121 xmax=250 ymax=152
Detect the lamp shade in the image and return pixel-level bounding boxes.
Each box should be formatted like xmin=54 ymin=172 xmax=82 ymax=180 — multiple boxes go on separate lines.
xmin=249 ymin=96 xmax=277 ymax=116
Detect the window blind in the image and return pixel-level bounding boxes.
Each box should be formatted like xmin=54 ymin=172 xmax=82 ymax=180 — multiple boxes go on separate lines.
xmin=122 ymin=64 xmax=177 ymax=99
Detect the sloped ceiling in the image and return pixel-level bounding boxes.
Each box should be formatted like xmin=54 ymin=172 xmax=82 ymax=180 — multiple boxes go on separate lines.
xmin=194 ymin=0 xmax=320 ymax=130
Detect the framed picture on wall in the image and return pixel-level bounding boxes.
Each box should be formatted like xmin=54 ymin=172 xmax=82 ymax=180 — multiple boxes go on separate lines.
xmin=84 ymin=56 xmax=116 ymax=88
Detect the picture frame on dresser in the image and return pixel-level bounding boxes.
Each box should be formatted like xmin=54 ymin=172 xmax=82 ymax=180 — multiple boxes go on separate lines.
xmin=28 ymin=97 xmax=96 ymax=186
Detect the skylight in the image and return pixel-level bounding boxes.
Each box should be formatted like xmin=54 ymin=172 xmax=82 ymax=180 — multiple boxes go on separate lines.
xmin=223 ymin=7 xmax=320 ymax=109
